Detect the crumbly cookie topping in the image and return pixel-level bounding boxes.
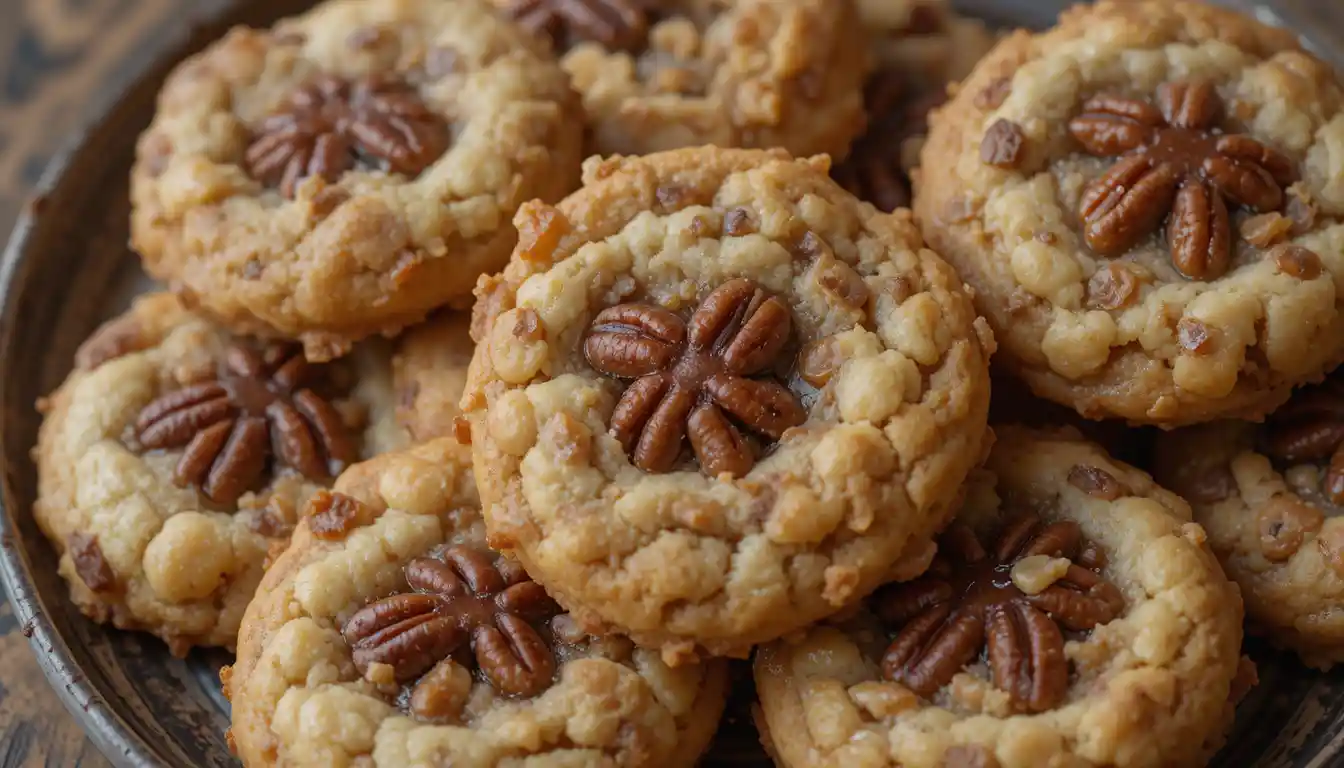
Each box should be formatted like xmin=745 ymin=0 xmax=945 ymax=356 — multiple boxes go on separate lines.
xmin=129 ymin=342 xmax=355 ymax=504
xmin=244 ymin=74 xmax=451 ymax=198
xmin=915 ymin=0 xmax=1344 ymax=424
xmin=583 ymin=279 xmax=805 ymax=477
xmin=1063 ymin=80 xmax=1299 ymax=280
xmin=874 ymin=514 xmax=1122 ymax=712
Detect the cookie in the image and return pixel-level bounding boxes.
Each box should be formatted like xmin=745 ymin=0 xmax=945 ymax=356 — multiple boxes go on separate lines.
xmin=755 ymin=426 xmax=1245 ymax=768
xmin=914 ymin=0 xmax=1344 ymax=425
xmin=835 ymin=0 xmax=997 ymax=212
xmin=131 ymin=0 xmax=584 ymax=361
xmin=1155 ymin=369 xmax=1344 ymax=668
xmin=226 ymin=438 xmax=729 ymax=767
xmin=460 ymin=147 xmax=994 ymax=663
xmin=497 ymin=0 xmax=868 ymax=159
xmin=392 ymin=311 xmax=475 ymax=443
xmin=33 ymin=294 xmax=404 ymax=654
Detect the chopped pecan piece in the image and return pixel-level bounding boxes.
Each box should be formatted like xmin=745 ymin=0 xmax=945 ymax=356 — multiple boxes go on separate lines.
xmin=68 ymin=533 xmax=116 ymax=592
xmin=131 ymin=342 xmax=356 ymax=505
xmin=980 ymin=119 xmax=1027 ymax=169
xmin=1260 ymin=373 xmax=1344 ymax=505
xmin=1067 ymin=465 xmax=1125 ymax=501
xmin=1177 ymin=318 xmax=1213 ymax=354
xmin=1257 ymin=496 xmax=1323 ymax=562
xmin=583 ymin=279 xmax=806 ymax=477
xmin=75 ymin=315 xmax=144 ymax=371
xmin=1272 ymin=244 xmax=1323 ymax=280
xmin=343 ymin=546 xmax=562 ymax=698
xmin=873 ymin=515 xmax=1123 ymax=712
xmin=245 ymin=74 xmax=450 ymax=198
xmin=1086 ymin=263 xmax=1140 ymax=311
xmin=1069 ymin=80 xmax=1297 ymax=280
xmin=307 ymin=491 xmax=371 ymax=540
xmin=504 ymin=0 xmax=653 ymax=52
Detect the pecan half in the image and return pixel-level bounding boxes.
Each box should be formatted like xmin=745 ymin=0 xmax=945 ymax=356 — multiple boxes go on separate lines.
xmin=342 ymin=546 xmax=562 ymax=698
xmin=131 ymin=342 xmax=355 ymax=505
xmin=873 ymin=516 xmax=1123 ymax=712
xmin=1069 ymin=80 xmax=1297 ymax=280
xmin=245 ymin=74 xmax=450 ymax=198
xmin=584 ymin=279 xmax=805 ymax=477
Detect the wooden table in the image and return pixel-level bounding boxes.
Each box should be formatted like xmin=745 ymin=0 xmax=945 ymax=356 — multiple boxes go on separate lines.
xmin=0 ymin=0 xmax=1342 ymax=766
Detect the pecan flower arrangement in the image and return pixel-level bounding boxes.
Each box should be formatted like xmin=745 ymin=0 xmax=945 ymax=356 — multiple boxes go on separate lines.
xmin=756 ymin=427 xmax=1246 ymax=768
xmin=131 ymin=0 xmax=583 ymax=359
xmin=915 ymin=0 xmax=1344 ymax=426
xmin=33 ymin=294 xmax=396 ymax=656
xmin=227 ymin=439 xmax=730 ymax=766
xmin=462 ymin=148 xmax=993 ymax=663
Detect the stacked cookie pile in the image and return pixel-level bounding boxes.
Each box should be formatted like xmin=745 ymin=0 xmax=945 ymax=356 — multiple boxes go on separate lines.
xmin=28 ymin=0 xmax=1344 ymax=765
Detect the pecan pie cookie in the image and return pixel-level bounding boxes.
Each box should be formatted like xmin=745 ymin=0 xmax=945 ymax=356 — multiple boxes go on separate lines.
xmin=1155 ymin=369 xmax=1344 ymax=668
xmin=496 ymin=0 xmax=868 ymax=159
xmin=835 ymin=0 xmax=997 ymax=212
xmin=915 ymin=0 xmax=1344 ymax=425
xmin=131 ymin=0 xmax=583 ymax=361
xmin=755 ymin=426 xmax=1245 ymax=768
xmin=33 ymin=294 xmax=404 ymax=654
xmin=227 ymin=438 xmax=729 ymax=767
xmin=461 ymin=147 xmax=994 ymax=662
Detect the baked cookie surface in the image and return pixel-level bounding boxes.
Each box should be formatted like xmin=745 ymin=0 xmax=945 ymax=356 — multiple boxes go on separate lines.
xmin=915 ymin=0 xmax=1344 ymax=425
xmin=497 ymin=0 xmax=868 ymax=159
xmin=1155 ymin=370 xmax=1344 ymax=669
xmin=34 ymin=294 xmax=404 ymax=654
xmin=462 ymin=147 xmax=993 ymax=662
xmin=392 ymin=311 xmax=476 ymax=444
xmin=226 ymin=438 xmax=728 ymax=767
xmin=755 ymin=426 xmax=1245 ymax=768
xmin=132 ymin=0 xmax=584 ymax=360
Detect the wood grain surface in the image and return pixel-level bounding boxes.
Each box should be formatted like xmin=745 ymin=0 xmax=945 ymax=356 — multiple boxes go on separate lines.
xmin=0 ymin=0 xmax=1340 ymax=766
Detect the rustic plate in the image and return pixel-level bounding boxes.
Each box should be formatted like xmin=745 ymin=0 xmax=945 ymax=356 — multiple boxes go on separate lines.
xmin=1 ymin=1 xmax=1343 ymax=766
